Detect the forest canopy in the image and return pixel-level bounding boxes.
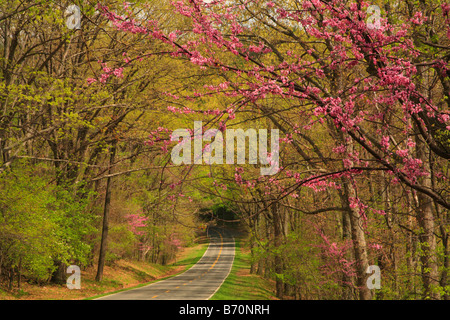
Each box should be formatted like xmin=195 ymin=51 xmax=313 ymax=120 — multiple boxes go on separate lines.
xmin=0 ymin=0 xmax=449 ymax=300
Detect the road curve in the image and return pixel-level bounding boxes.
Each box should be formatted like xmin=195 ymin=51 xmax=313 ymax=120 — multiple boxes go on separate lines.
xmin=95 ymin=226 xmax=235 ymax=300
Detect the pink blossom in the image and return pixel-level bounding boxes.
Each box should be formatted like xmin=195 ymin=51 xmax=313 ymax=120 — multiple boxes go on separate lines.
xmin=396 ymin=149 xmax=409 ymax=158
xmin=370 ymin=243 xmax=383 ymax=250
xmin=113 ymin=67 xmax=124 ymax=78
xmin=126 ymin=213 xmax=149 ymax=236
xmin=380 ymin=136 xmax=390 ymax=150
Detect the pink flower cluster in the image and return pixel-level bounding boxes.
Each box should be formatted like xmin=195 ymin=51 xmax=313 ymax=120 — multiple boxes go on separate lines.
xmin=126 ymin=213 xmax=149 ymax=236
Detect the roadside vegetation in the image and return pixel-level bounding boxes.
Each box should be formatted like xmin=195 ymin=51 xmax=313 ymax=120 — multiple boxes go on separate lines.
xmin=211 ymin=238 xmax=277 ymax=300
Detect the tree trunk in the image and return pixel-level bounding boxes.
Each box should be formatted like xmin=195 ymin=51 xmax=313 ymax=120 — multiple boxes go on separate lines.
xmin=440 ymin=233 xmax=449 ymax=300
xmin=343 ymin=180 xmax=372 ymax=300
xmin=8 ymin=267 xmax=13 ymax=291
xmin=17 ymin=257 xmax=21 ymax=290
xmin=341 ymin=206 xmax=355 ymax=299
xmin=271 ymin=200 xmax=284 ymax=298
xmin=415 ymin=181 xmax=439 ymax=299
xmin=413 ymin=64 xmax=440 ymax=300
xmin=406 ymin=190 xmax=418 ymax=298
xmin=414 ymin=131 xmax=439 ymax=299
xmin=50 ymin=260 xmax=67 ymax=285
xmin=95 ymin=143 xmax=116 ymax=282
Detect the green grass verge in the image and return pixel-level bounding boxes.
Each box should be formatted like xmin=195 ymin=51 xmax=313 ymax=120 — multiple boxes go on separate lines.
xmin=210 ymin=239 xmax=276 ymax=300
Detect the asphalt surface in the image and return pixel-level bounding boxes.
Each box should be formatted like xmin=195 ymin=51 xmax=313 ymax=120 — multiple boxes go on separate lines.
xmin=95 ymin=226 xmax=235 ymax=300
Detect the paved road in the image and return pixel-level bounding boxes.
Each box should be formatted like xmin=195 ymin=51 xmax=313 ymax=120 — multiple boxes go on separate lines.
xmin=96 ymin=227 xmax=235 ymax=300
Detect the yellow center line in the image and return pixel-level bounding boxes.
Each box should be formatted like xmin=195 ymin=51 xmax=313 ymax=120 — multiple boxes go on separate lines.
xmin=151 ymin=229 xmax=224 ymax=300
xmin=209 ymin=231 xmax=223 ymax=270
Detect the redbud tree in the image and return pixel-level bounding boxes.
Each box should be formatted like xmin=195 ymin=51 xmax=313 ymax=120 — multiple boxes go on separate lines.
xmin=97 ymin=0 xmax=450 ymax=299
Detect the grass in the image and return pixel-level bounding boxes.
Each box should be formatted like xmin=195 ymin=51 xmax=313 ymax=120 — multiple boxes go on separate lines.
xmin=0 ymin=240 xmax=208 ymax=300
xmin=210 ymin=238 xmax=277 ymax=300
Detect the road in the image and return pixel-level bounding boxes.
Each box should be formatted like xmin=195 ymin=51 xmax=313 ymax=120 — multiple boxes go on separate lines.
xmin=96 ymin=226 xmax=235 ymax=300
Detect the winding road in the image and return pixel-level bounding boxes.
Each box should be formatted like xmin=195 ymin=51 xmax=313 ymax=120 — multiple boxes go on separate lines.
xmin=96 ymin=226 xmax=235 ymax=300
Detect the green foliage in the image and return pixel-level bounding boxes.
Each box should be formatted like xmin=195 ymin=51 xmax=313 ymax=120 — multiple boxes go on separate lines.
xmin=0 ymin=161 xmax=96 ymax=282
xmin=211 ymin=202 xmax=238 ymax=222
xmin=106 ymin=224 xmax=138 ymax=264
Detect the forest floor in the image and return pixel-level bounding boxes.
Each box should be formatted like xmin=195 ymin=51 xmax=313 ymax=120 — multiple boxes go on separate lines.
xmin=0 ymin=238 xmax=209 ymax=300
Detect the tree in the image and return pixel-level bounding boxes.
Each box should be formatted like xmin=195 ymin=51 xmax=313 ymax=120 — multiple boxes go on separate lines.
xmin=108 ymin=0 xmax=449 ymax=299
